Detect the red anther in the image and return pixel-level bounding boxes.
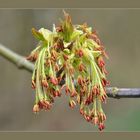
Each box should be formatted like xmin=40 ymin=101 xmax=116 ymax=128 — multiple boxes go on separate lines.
xmin=57 ymin=92 xmax=61 ymax=97
xmin=83 ymin=85 xmax=87 ymax=92
xmin=39 ymin=100 xmax=48 ymax=108
xmin=100 ymin=94 xmax=107 ymax=103
xmin=33 ymin=53 xmax=38 ymax=60
xmin=60 ymin=84 xmax=65 ymax=91
xmin=51 ymin=56 xmax=56 ymax=62
xmin=38 ymin=101 xmax=44 ymax=109
xmin=63 ymin=63 xmax=67 ymax=68
xmin=42 ymin=100 xmax=52 ymax=110
xmin=81 ymin=23 xmax=88 ymax=32
xmin=97 ymin=85 xmax=100 ymax=94
xmin=99 ymin=113 xmax=106 ymax=121
xmin=33 ymin=104 xmax=40 ymax=113
xmin=53 ymin=43 xmax=58 ymax=50
xmin=52 ymin=89 xmax=60 ymax=97
xmin=52 ymin=91 xmax=56 ymax=97
xmin=63 ymin=54 xmax=69 ymax=60
xmin=56 ymin=26 xmax=63 ymax=32
xmin=70 ymin=90 xmax=77 ymax=97
xmin=80 ymin=108 xmax=84 ymax=115
xmin=87 ymin=116 xmax=92 ymax=122
xmin=85 ymin=115 xmax=91 ymax=122
xmin=96 ymin=38 xmax=101 ymax=45
xmin=45 ymin=60 xmax=50 ymax=66
xmin=77 ymin=77 xmax=83 ymax=85
xmin=26 ymin=55 xmax=33 ymax=61
xmin=26 ymin=55 xmax=32 ymax=60
xmin=90 ymin=32 xmax=102 ymax=45
xmin=95 ymin=46 xmax=101 ymax=50
xmin=84 ymin=98 xmax=91 ymax=105
xmin=31 ymin=80 xmax=36 ymax=89
xmin=93 ymin=116 xmax=99 ymax=125
xmin=76 ymin=95 xmax=80 ymax=104
xmin=101 ymin=78 xmax=110 ymax=87
xmin=80 ymin=87 xmax=87 ymax=95
xmin=102 ymin=67 xmax=108 ymax=75
xmin=98 ymin=56 xmax=105 ymax=68
xmin=92 ymin=85 xmax=99 ymax=95
xmin=78 ymin=63 xmax=85 ymax=72
xmin=84 ymin=114 xmax=87 ymax=120
xmin=69 ymin=67 xmax=74 ymax=74
xmin=89 ymin=94 xmax=93 ymax=102
xmin=65 ymin=86 xmax=70 ymax=95
xmin=98 ymin=123 xmax=105 ymax=131
xmin=101 ymin=79 xmax=105 ymax=87
xmin=88 ymin=96 xmax=92 ymax=104
xmin=55 ymin=39 xmax=64 ymax=50
xmin=69 ymin=100 xmax=76 ymax=108
xmin=57 ymin=76 xmax=62 ymax=84
xmin=51 ymin=50 xmax=57 ymax=58
xmin=103 ymin=114 xmax=106 ymax=121
xmin=85 ymin=79 xmax=90 ymax=84
xmin=50 ymin=77 xmax=58 ymax=85
xmin=78 ymin=49 xmax=84 ymax=57
xmin=26 ymin=53 xmax=38 ymax=62
xmin=89 ymin=110 xmax=94 ymax=118
xmin=55 ymin=64 xmax=59 ymax=71
xmin=42 ymin=79 xmax=48 ymax=88
xmin=54 ymin=90 xmax=61 ymax=97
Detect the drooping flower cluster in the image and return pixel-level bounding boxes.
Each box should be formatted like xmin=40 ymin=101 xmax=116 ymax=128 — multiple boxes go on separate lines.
xmin=27 ymin=11 xmax=110 ymax=131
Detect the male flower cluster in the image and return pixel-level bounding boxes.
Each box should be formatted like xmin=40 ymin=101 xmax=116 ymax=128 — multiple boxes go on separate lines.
xmin=27 ymin=11 xmax=109 ymax=131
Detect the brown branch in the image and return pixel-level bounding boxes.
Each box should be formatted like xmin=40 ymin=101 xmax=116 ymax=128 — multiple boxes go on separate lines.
xmin=0 ymin=43 xmax=140 ymax=99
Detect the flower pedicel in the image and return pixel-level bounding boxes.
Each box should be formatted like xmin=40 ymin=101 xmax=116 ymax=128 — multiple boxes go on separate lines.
xmin=27 ymin=11 xmax=110 ymax=131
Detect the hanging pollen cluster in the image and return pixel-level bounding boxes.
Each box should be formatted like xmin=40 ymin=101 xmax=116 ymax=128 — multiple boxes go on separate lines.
xmin=27 ymin=11 xmax=110 ymax=131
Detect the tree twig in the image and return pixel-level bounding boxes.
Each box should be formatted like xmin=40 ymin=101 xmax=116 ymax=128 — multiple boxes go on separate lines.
xmin=0 ymin=44 xmax=34 ymax=72
xmin=106 ymin=87 xmax=140 ymax=99
xmin=0 ymin=43 xmax=140 ymax=99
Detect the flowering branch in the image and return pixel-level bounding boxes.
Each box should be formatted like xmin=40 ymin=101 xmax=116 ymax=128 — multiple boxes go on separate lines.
xmin=1 ymin=12 xmax=140 ymax=131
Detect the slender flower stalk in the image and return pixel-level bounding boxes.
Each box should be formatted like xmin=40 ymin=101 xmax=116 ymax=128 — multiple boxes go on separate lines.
xmin=27 ymin=11 xmax=109 ymax=131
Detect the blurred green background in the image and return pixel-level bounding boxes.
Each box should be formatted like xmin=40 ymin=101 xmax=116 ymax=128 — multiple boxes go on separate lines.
xmin=0 ymin=9 xmax=140 ymax=131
